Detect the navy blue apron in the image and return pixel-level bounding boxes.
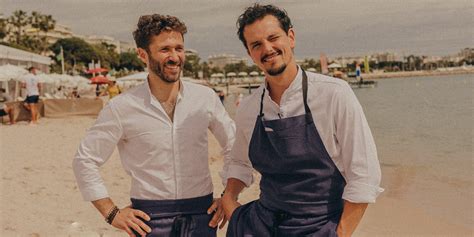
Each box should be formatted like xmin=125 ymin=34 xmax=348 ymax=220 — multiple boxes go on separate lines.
xmin=131 ymin=193 xmax=216 ymax=237
xmin=227 ymin=70 xmax=346 ymax=237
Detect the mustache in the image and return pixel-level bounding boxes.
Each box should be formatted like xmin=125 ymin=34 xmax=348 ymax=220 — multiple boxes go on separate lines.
xmin=164 ymin=60 xmax=181 ymax=66
xmin=261 ymin=50 xmax=282 ymax=62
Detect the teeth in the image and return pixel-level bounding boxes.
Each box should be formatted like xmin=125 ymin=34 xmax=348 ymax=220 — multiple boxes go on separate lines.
xmin=263 ymin=53 xmax=279 ymax=62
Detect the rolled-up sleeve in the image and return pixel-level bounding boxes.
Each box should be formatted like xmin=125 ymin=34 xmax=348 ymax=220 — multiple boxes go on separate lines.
xmin=334 ymin=84 xmax=384 ymax=203
xmin=72 ymin=101 xmax=123 ymax=201
xmin=220 ymin=104 xmax=254 ymax=187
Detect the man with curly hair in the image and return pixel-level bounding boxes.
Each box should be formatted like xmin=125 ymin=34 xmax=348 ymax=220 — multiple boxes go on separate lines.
xmin=221 ymin=4 xmax=383 ymax=237
xmin=73 ymin=14 xmax=241 ymax=237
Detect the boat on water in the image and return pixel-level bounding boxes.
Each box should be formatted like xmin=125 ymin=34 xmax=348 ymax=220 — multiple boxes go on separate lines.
xmin=349 ymin=80 xmax=377 ymax=88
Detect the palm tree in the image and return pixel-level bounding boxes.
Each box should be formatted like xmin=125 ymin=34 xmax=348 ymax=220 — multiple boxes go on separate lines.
xmin=29 ymin=11 xmax=56 ymax=53
xmin=8 ymin=10 xmax=29 ymax=45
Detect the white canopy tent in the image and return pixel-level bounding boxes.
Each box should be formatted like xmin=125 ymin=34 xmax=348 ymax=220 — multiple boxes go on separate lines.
xmin=116 ymin=72 xmax=148 ymax=81
xmin=0 ymin=64 xmax=28 ymax=82
xmin=328 ymin=63 xmax=342 ymax=69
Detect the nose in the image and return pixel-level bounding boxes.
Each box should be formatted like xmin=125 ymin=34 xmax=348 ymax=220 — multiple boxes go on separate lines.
xmin=261 ymin=40 xmax=274 ymax=54
xmin=168 ymin=49 xmax=180 ymax=63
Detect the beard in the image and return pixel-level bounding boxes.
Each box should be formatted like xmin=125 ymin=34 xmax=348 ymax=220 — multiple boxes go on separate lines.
xmin=261 ymin=50 xmax=287 ymax=76
xmin=149 ymin=57 xmax=183 ymax=84
xmin=266 ymin=63 xmax=287 ymax=76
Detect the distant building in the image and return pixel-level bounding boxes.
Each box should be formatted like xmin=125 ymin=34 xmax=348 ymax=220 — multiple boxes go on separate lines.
xmin=458 ymin=48 xmax=473 ymax=58
xmin=80 ymin=35 xmax=136 ymax=54
xmin=185 ymin=49 xmax=199 ymax=58
xmin=0 ymin=44 xmax=51 ymax=73
xmin=119 ymin=41 xmax=136 ymax=53
xmin=24 ymin=24 xmax=74 ymax=45
xmin=333 ymin=56 xmax=365 ymax=68
xmin=372 ymin=52 xmax=401 ymax=63
xmin=208 ymin=54 xmax=247 ymax=69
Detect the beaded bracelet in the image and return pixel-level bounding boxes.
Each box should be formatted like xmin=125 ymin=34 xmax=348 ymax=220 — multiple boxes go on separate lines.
xmin=105 ymin=206 xmax=120 ymax=224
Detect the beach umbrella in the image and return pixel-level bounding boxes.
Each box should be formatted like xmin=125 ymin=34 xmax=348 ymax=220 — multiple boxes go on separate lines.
xmin=238 ymin=72 xmax=248 ymax=77
xmin=249 ymin=71 xmax=259 ymax=77
xmin=226 ymin=72 xmax=237 ymax=77
xmin=89 ymin=75 xmax=110 ymax=84
xmin=85 ymin=68 xmax=108 ymax=74
xmin=328 ymin=63 xmax=342 ymax=69
xmin=307 ymin=68 xmax=317 ymax=72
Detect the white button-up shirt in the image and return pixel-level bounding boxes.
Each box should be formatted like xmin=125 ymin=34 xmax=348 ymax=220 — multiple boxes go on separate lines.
xmin=228 ymin=68 xmax=384 ymax=203
xmin=73 ymin=80 xmax=238 ymax=201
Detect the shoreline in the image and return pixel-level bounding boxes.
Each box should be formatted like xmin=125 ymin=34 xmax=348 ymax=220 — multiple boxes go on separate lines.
xmin=360 ymin=68 xmax=474 ymax=79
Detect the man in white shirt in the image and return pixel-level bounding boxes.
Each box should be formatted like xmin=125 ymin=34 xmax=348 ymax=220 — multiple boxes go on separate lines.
xmin=22 ymin=66 xmax=41 ymax=125
xmin=73 ymin=14 xmax=239 ymax=237
xmin=222 ymin=4 xmax=383 ymax=237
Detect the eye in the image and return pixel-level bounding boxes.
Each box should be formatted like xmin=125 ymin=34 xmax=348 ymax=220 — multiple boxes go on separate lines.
xmin=269 ymin=36 xmax=279 ymax=41
xmin=252 ymin=43 xmax=261 ymax=49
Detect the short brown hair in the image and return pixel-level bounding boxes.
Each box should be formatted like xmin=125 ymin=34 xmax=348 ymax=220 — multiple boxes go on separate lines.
xmin=237 ymin=4 xmax=293 ymax=50
xmin=133 ymin=14 xmax=187 ymax=50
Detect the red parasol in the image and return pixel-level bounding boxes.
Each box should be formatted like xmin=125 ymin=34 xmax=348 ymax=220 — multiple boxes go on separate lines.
xmin=89 ymin=75 xmax=110 ymax=84
xmin=85 ymin=68 xmax=109 ymax=74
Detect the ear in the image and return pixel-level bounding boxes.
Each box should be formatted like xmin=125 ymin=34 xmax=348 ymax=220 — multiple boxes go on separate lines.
xmin=136 ymin=48 xmax=149 ymax=65
xmin=288 ymin=28 xmax=295 ymax=49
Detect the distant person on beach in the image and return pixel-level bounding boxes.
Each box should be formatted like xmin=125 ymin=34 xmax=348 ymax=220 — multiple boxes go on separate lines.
xmin=0 ymin=88 xmax=15 ymax=124
xmin=221 ymin=4 xmax=383 ymax=237
xmin=100 ymin=78 xmax=121 ymax=99
xmin=235 ymin=93 xmax=243 ymax=107
xmin=22 ymin=66 xmax=41 ymax=125
xmin=218 ymin=90 xmax=225 ymax=104
xmin=73 ymin=14 xmax=237 ymax=237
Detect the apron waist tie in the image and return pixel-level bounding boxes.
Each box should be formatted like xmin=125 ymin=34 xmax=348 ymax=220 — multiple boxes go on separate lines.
xmin=171 ymin=214 xmax=192 ymax=237
xmin=271 ymin=212 xmax=289 ymax=237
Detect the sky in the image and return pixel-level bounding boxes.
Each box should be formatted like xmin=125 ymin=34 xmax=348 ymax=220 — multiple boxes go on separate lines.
xmin=2 ymin=0 xmax=473 ymax=60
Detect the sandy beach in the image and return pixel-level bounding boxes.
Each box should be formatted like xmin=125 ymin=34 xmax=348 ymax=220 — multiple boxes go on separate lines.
xmin=0 ymin=116 xmax=472 ymax=236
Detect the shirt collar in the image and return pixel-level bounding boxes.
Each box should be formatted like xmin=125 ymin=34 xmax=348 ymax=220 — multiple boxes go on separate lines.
xmin=263 ymin=65 xmax=303 ymax=102
xmin=144 ymin=74 xmax=185 ymax=107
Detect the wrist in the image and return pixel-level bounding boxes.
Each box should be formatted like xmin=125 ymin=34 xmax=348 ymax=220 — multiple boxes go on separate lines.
xmin=105 ymin=205 xmax=120 ymax=224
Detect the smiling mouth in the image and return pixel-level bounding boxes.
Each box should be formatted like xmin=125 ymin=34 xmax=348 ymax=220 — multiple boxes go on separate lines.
xmin=164 ymin=62 xmax=181 ymax=72
xmin=262 ymin=51 xmax=282 ymax=63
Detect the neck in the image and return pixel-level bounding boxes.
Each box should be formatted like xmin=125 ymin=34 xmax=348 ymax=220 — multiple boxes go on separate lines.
xmin=265 ymin=61 xmax=298 ymax=105
xmin=148 ymin=71 xmax=180 ymax=103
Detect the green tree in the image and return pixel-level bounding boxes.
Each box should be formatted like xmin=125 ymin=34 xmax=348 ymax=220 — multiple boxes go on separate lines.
xmin=29 ymin=12 xmax=55 ymax=53
xmin=7 ymin=10 xmax=29 ymax=45
xmin=0 ymin=17 xmax=7 ymax=41
xmin=50 ymin=37 xmax=97 ymax=73
xmin=201 ymin=62 xmax=210 ymax=78
xmin=92 ymin=42 xmax=120 ymax=69
xmin=184 ymin=54 xmax=201 ymax=78
xmin=119 ymin=52 xmax=144 ymax=71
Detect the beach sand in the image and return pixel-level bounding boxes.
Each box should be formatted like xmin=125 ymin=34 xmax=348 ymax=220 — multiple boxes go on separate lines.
xmin=0 ymin=117 xmax=472 ymax=236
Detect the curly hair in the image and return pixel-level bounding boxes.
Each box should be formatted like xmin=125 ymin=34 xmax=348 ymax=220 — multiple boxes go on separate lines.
xmin=237 ymin=4 xmax=293 ymax=50
xmin=133 ymin=14 xmax=187 ymax=51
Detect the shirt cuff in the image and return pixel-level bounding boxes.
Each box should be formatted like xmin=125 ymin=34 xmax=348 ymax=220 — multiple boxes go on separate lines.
xmin=342 ymin=181 xmax=384 ymax=203
xmin=79 ymin=184 xmax=110 ymax=202
xmin=221 ymin=164 xmax=254 ymax=187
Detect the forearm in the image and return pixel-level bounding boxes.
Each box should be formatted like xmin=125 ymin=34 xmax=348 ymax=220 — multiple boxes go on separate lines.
xmin=223 ymin=178 xmax=246 ymax=200
xmin=337 ymin=200 xmax=368 ymax=237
